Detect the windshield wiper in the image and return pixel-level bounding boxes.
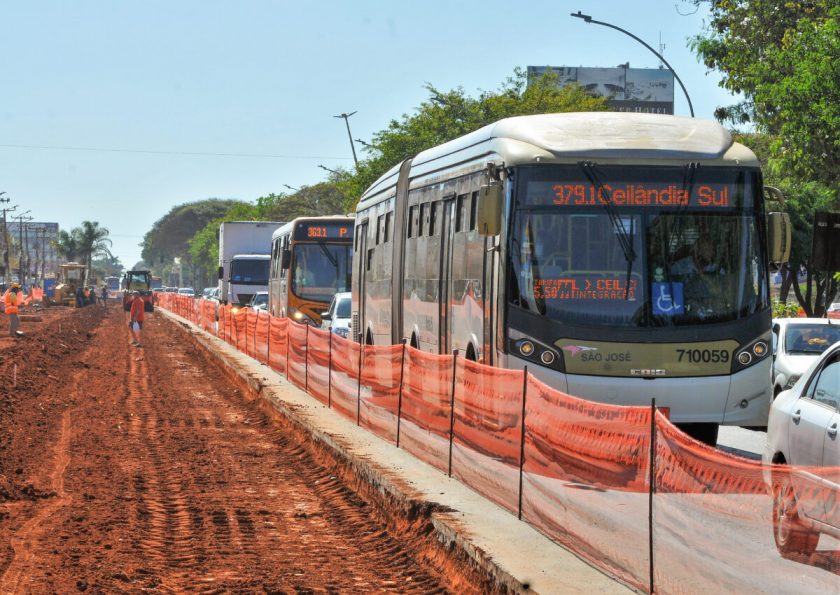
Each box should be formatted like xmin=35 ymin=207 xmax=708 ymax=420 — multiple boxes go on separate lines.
xmin=578 ymin=161 xmax=636 ymax=300
xmin=317 ymin=242 xmax=338 ymax=269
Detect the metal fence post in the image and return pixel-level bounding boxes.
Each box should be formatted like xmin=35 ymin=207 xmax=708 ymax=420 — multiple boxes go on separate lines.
xmin=396 ymin=339 xmax=407 ymax=448
xmin=649 ymin=398 xmax=657 ymax=595
xmin=448 ymin=349 xmax=459 ymax=477
xmin=518 ymin=366 xmax=528 ymax=520
xmin=327 ymin=331 xmax=332 ymax=408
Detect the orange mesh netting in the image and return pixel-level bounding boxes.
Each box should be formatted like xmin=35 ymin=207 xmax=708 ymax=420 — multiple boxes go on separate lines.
xmin=358 ymin=343 xmax=404 ymax=444
xmin=306 ymin=326 xmax=331 ymax=405
xmin=521 ymin=374 xmax=652 ymax=591
xmin=286 ymin=321 xmax=308 ymax=390
xmin=244 ymin=309 xmax=258 ymax=359
xmin=254 ymin=311 xmax=269 ymax=365
xmin=451 ymin=357 xmax=524 ymax=514
xmin=328 ymin=334 xmax=361 ymax=421
xmin=266 ymin=315 xmax=288 ymax=375
xmin=398 ymin=347 xmax=453 ymax=473
xmin=232 ymin=308 xmax=247 ymax=353
xmin=652 ymin=411 xmax=839 ymax=593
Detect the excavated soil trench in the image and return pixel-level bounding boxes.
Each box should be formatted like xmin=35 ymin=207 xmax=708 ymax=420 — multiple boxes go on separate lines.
xmin=0 ymin=304 xmax=493 ymax=593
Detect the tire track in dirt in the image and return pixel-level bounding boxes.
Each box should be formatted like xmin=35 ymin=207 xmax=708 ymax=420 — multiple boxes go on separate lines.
xmin=0 ymin=404 xmax=73 ymax=592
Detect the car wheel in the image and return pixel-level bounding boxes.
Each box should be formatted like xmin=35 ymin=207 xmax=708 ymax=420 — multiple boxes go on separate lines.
xmin=772 ymin=471 xmax=819 ymax=558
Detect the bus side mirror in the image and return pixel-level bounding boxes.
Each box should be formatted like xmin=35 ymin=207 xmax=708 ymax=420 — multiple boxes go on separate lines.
xmin=767 ymin=212 xmax=791 ymax=265
xmin=281 ymin=249 xmax=291 ymax=270
xmin=477 ymin=183 xmax=503 ymax=236
xmin=218 ymin=266 xmax=224 ymax=280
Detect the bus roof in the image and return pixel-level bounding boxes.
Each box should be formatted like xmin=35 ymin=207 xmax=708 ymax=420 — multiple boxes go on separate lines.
xmin=359 ymin=112 xmax=758 ymax=206
xmin=272 ymin=215 xmax=354 ymax=240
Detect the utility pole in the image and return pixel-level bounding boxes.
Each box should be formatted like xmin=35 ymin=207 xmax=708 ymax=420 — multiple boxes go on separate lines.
xmin=0 ymin=193 xmax=15 ymax=285
xmin=33 ymin=226 xmax=46 ymax=287
xmin=333 ymin=111 xmax=359 ymax=167
xmin=13 ymin=211 xmax=32 ymax=287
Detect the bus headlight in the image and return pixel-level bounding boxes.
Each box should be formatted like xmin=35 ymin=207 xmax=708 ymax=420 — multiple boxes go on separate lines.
xmin=509 ymin=336 xmax=564 ymax=372
xmin=732 ymin=333 xmax=771 ymax=372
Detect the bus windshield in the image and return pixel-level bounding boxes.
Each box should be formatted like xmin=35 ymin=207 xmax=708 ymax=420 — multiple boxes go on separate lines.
xmin=231 ymin=259 xmax=269 ymax=285
xmin=291 ymin=243 xmax=352 ymax=302
xmin=509 ymin=165 xmax=769 ymax=328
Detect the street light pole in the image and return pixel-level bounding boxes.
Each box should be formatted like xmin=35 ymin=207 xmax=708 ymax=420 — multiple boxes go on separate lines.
xmin=318 ymin=164 xmax=340 ymax=175
xmin=571 ymin=11 xmax=695 ymax=117
xmin=334 ymin=111 xmax=359 ymax=167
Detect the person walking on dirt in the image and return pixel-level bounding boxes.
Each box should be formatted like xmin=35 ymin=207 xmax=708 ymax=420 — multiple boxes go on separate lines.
xmin=101 ymin=285 xmax=108 ymax=307
xmin=4 ymin=283 xmax=24 ymax=337
xmin=129 ymin=290 xmax=145 ymax=347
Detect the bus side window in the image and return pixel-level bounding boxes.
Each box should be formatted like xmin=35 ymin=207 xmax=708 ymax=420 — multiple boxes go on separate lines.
xmin=470 ymin=190 xmax=479 ymax=230
xmin=419 ymin=203 xmax=427 ymax=237
xmin=385 ymin=212 xmax=393 ymax=243
xmin=407 ymin=205 xmax=416 ymax=238
xmin=377 ymin=214 xmax=384 ymax=245
xmin=455 ymin=194 xmax=466 ymax=232
xmin=430 ymin=201 xmax=439 ymax=236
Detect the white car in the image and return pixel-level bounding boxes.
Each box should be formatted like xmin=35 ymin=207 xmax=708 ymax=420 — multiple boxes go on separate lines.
xmin=771 ymin=318 xmax=840 ymax=397
xmin=321 ymin=292 xmax=351 ymax=338
xmin=763 ymin=340 xmax=840 ymax=557
xmin=248 ymin=291 xmax=268 ymax=312
xmin=177 ymin=287 xmax=196 ymax=298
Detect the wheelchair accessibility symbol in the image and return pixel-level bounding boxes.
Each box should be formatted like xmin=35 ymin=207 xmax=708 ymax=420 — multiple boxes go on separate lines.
xmin=652 ymin=282 xmax=684 ymax=315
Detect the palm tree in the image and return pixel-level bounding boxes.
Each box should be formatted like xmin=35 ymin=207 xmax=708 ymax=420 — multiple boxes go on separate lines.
xmin=75 ymin=221 xmax=113 ymax=280
xmin=55 ymin=230 xmax=80 ymax=262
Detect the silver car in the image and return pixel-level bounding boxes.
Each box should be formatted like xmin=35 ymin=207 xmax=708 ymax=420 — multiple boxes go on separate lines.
xmin=771 ymin=318 xmax=840 ymax=397
xmin=321 ymin=292 xmax=351 ymax=338
xmin=763 ymin=340 xmax=840 ymax=557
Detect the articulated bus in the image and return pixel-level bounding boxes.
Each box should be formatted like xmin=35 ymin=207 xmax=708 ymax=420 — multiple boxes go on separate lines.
xmin=352 ymin=113 xmax=790 ymax=444
xmin=105 ymin=276 xmax=120 ymax=294
xmin=268 ymin=216 xmax=354 ymax=326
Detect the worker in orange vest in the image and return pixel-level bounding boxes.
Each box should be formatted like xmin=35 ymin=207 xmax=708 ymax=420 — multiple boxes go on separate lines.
xmin=5 ymin=282 xmax=24 ymax=337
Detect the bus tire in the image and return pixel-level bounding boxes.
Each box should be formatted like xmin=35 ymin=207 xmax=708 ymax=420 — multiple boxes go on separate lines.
xmin=466 ymin=344 xmax=477 ymax=361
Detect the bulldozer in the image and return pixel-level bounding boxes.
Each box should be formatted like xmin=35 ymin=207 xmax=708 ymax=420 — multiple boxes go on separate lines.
xmin=44 ymin=263 xmax=87 ymax=307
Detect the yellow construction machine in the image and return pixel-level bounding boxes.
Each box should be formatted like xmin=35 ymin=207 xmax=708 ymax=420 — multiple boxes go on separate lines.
xmin=44 ymin=263 xmax=87 ymax=307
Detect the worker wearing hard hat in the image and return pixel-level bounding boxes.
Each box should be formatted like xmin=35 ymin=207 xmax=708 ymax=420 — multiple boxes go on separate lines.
xmin=4 ymin=283 xmax=24 ymax=337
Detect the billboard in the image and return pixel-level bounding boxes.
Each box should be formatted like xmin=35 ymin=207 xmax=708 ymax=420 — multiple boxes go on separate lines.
xmin=528 ymin=65 xmax=675 ymax=114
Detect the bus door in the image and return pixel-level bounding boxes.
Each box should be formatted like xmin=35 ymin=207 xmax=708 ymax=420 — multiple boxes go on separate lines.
xmin=439 ymin=197 xmax=457 ymax=353
xmin=354 ymin=221 xmax=369 ymax=343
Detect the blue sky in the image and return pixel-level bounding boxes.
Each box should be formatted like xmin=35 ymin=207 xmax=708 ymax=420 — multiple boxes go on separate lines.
xmin=0 ymin=1 xmax=737 ymax=268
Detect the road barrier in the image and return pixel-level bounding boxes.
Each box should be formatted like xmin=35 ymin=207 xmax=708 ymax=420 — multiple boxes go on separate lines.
xmin=158 ymin=295 xmax=840 ymax=593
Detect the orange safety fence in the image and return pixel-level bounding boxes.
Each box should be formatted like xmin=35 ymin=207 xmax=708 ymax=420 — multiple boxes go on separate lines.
xmin=254 ymin=311 xmax=269 ymax=365
xmin=652 ymin=411 xmax=839 ymax=592
xmin=451 ymin=357 xmax=524 ymax=514
xmin=522 ymin=374 xmax=652 ymax=591
xmin=156 ymin=298 xmax=840 ymax=594
xmin=286 ymin=321 xmax=307 ymax=390
xmin=306 ymin=326 xmax=331 ymax=404
xmin=399 ymin=347 xmax=453 ymax=473
xmin=244 ymin=309 xmax=258 ymax=359
xmin=267 ymin=316 xmax=288 ymax=375
xmin=358 ymin=343 xmax=404 ymax=444
xmin=328 ymin=333 xmax=361 ymax=420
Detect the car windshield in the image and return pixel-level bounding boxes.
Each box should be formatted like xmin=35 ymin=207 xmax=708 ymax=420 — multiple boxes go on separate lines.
xmin=252 ymin=294 xmax=268 ymax=306
xmin=292 ymin=243 xmax=352 ymax=302
xmin=785 ymin=324 xmax=840 ymax=355
xmin=230 ymin=259 xmax=269 ymax=285
xmin=508 ymin=165 xmax=768 ymax=328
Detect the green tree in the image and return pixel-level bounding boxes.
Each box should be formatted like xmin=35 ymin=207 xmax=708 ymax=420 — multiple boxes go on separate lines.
xmin=54 ymin=230 xmax=80 ymax=262
xmin=691 ymin=1 xmax=839 ymax=189
xmin=338 ymin=68 xmax=607 ymax=206
xmin=75 ymin=221 xmax=113 ymax=280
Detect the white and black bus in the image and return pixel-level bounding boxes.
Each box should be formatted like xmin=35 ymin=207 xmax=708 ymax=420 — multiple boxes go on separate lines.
xmin=351 ymin=112 xmax=790 ymax=444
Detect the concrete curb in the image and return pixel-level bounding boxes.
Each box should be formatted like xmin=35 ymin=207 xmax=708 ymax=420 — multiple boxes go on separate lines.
xmin=161 ymin=310 xmax=634 ymax=594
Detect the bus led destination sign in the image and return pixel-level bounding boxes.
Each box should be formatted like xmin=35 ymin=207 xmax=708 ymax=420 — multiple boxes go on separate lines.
xmin=551 ymin=183 xmax=731 ymax=208
xmin=294 ymin=221 xmax=353 ymax=241
xmin=534 ymin=277 xmax=638 ymax=301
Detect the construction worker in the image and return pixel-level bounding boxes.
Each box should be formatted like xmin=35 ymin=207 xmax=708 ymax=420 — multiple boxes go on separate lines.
xmin=5 ymin=283 xmax=24 ymax=337
xmin=129 ymin=290 xmax=145 ymax=347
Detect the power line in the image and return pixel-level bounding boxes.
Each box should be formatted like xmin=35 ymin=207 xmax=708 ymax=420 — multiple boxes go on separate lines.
xmin=0 ymin=143 xmax=353 ymax=161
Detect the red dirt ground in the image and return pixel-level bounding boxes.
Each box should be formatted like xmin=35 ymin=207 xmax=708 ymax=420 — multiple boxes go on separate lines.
xmin=0 ymin=303 xmax=488 ymax=593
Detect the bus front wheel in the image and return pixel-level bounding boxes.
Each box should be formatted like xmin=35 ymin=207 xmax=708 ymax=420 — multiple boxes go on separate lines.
xmin=677 ymin=423 xmax=719 ymax=446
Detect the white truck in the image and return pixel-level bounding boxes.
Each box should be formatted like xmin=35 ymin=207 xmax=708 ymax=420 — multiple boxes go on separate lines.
xmin=218 ymin=221 xmax=284 ymax=305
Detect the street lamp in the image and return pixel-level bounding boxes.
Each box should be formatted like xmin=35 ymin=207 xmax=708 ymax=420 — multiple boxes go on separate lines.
xmin=318 ymin=164 xmax=340 ymax=175
xmin=570 ymin=11 xmax=695 ymax=117
xmin=334 ymin=111 xmax=359 ymax=167
xmin=354 ymin=138 xmax=373 ymax=149
xmin=283 ymin=184 xmax=300 ymax=192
